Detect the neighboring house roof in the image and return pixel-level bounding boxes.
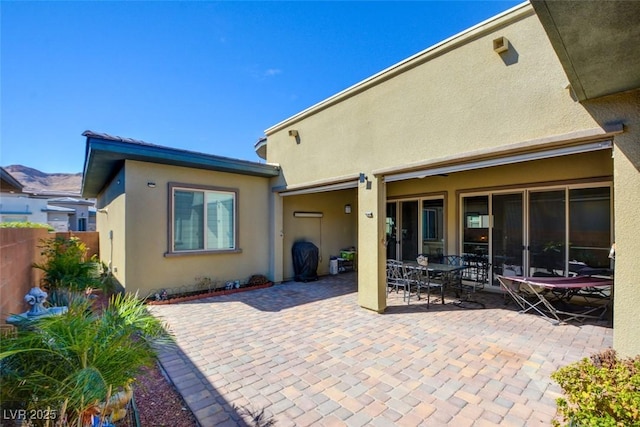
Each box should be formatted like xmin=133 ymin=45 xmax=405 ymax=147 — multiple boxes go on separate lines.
xmin=43 ymin=205 xmax=75 ymax=213
xmin=48 ymin=197 xmax=94 ymax=206
xmin=27 ymin=190 xmax=83 ymax=198
xmin=531 ymin=0 xmax=640 ymax=101
xmin=0 ymin=167 xmax=24 ymax=193
xmin=82 ymin=131 xmax=281 ymax=198
xmin=254 ymin=137 xmax=267 ymax=160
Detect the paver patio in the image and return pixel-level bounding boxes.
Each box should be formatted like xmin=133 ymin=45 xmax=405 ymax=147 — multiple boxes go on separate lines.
xmin=150 ymin=273 xmax=613 ymax=426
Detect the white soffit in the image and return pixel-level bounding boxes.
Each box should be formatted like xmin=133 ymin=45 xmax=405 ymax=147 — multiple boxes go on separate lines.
xmin=276 ymin=179 xmax=358 ymax=197
xmin=384 ymin=140 xmax=612 ymax=183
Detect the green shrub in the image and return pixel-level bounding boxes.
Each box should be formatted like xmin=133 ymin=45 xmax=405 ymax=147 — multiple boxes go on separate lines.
xmin=551 ymin=348 xmax=640 ymax=427
xmin=0 ymin=221 xmax=53 ymax=231
xmin=33 ymin=236 xmax=101 ymax=295
xmin=0 ymin=293 xmax=173 ymax=425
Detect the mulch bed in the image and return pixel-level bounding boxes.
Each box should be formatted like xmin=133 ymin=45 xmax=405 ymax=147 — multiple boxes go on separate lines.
xmin=128 ymin=365 xmax=198 ymax=427
xmin=145 ymin=282 xmax=273 ymax=305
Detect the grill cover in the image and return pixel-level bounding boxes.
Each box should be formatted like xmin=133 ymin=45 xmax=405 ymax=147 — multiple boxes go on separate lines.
xmin=292 ymin=241 xmax=319 ymax=282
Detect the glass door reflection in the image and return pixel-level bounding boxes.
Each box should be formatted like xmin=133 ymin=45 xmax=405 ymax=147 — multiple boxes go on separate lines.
xmin=492 ymin=193 xmax=524 ymax=283
xmin=401 ymin=201 xmax=419 ymax=262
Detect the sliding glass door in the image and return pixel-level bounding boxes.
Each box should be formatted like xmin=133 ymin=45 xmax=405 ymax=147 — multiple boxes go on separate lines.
xmin=462 ymin=184 xmax=611 ymax=286
xmin=385 ymin=203 xmax=398 ymax=260
xmin=463 ymin=196 xmax=490 ymax=257
xmin=492 ymin=193 xmax=524 ymax=278
xmin=529 ymin=190 xmax=566 ymax=276
xmin=386 ymin=198 xmax=445 ymax=262
xmin=568 ymin=187 xmax=612 ymax=272
xmin=401 ymin=201 xmax=419 ymax=261
xmin=422 ymin=199 xmax=445 ymax=260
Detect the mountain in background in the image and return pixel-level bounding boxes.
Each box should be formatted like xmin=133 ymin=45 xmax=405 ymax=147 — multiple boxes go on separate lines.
xmin=4 ymin=165 xmax=82 ymax=194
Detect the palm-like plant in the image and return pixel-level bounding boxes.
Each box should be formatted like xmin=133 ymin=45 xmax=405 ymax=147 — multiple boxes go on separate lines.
xmin=0 ymin=293 xmax=173 ymax=426
xmin=33 ymin=236 xmax=101 ymax=294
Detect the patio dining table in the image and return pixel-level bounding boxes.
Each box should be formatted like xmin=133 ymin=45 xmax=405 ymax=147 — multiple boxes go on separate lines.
xmin=403 ymin=261 xmax=468 ymax=306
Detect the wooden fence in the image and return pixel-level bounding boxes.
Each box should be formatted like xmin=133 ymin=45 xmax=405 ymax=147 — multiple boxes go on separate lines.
xmin=0 ymin=229 xmax=99 ymax=323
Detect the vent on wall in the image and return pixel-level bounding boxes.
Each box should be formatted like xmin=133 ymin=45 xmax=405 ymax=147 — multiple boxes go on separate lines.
xmin=493 ymin=36 xmax=509 ymax=54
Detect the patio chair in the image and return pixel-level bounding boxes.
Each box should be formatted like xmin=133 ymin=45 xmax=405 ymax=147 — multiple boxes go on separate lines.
xmin=458 ymin=255 xmax=490 ymax=308
xmin=400 ymin=262 xmax=423 ymax=304
xmin=415 ymin=254 xmax=446 ymax=307
xmin=387 ymin=260 xmax=418 ymax=304
xmin=462 ymin=255 xmax=490 ymax=292
xmin=413 ymin=254 xmax=446 ymax=308
xmin=442 ymin=255 xmax=465 ymax=292
xmin=386 ymin=260 xmax=404 ymax=295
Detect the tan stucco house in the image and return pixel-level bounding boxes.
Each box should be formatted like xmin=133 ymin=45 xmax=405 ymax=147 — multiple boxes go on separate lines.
xmin=82 ymin=1 xmax=640 ymax=356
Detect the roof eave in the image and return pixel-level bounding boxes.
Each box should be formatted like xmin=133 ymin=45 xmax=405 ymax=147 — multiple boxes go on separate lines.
xmin=531 ymin=0 xmax=640 ymax=101
xmin=0 ymin=167 xmax=24 ymax=193
xmin=82 ymin=135 xmax=280 ymax=198
xmin=265 ymin=2 xmax=533 ymax=135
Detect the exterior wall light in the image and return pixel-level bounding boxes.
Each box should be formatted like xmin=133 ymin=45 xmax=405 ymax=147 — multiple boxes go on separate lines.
xmin=344 ymin=204 xmax=352 ymax=214
xmin=293 ymin=211 xmax=323 ymax=218
xmin=147 ymin=182 xmax=156 ymax=188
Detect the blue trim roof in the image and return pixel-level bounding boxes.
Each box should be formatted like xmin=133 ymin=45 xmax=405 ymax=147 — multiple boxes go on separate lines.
xmin=81 ymin=131 xmax=280 ymax=198
xmin=43 ymin=205 xmax=75 ymax=213
xmin=0 ymin=210 xmax=31 ymax=215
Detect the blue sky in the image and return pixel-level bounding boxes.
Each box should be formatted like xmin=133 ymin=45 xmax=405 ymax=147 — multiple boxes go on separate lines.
xmin=1 ymin=1 xmax=522 ymax=173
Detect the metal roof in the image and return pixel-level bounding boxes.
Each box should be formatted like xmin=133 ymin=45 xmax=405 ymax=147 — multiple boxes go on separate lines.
xmin=81 ymin=131 xmax=280 ymax=198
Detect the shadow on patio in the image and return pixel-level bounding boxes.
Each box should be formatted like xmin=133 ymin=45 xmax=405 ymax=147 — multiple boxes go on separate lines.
xmin=178 ymin=272 xmax=358 ymax=312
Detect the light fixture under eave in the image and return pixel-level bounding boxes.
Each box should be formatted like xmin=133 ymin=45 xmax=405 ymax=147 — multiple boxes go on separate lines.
xmin=293 ymin=211 xmax=323 ymax=218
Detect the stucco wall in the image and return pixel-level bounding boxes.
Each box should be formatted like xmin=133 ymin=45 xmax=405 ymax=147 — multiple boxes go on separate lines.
xmin=0 ymin=228 xmax=49 ymax=322
xmin=96 ymin=167 xmax=126 ymax=292
xmin=0 ymin=194 xmax=48 ymax=224
xmin=264 ymin=3 xmax=633 ymax=325
xmin=266 ymin=6 xmax=601 ymax=189
xmin=117 ymin=161 xmax=273 ymax=297
xmin=580 ymin=89 xmax=640 ymax=357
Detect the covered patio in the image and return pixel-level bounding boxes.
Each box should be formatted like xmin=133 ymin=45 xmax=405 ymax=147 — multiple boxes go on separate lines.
xmin=151 ymin=273 xmax=612 ymax=426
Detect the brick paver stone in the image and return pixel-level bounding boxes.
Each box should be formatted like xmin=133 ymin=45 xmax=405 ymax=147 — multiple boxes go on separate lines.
xmin=152 ymin=273 xmax=612 ymax=426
